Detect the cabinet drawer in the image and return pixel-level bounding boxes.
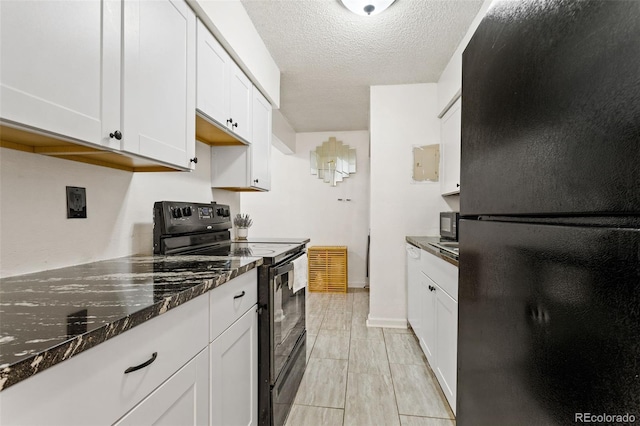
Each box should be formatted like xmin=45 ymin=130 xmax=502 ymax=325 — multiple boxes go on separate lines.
xmin=421 ymin=250 xmax=458 ymax=300
xmin=115 ymin=348 xmax=209 ymax=426
xmin=210 ymin=269 xmax=257 ymax=341
xmin=0 ymin=295 xmax=209 ymax=426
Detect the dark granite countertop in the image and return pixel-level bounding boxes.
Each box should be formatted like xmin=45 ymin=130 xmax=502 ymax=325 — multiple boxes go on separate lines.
xmin=0 ymin=254 xmax=263 ymax=392
xmin=406 ymin=236 xmax=459 ymax=267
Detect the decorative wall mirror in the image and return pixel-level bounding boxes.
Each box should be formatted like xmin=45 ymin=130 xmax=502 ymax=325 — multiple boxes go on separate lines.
xmin=310 ymin=137 xmax=356 ymax=186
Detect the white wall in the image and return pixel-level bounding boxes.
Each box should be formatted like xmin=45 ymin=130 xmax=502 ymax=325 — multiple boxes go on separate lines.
xmin=368 ymin=84 xmax=453 ymax=328
xmin=240 ymin=131 xmax=370 ymax=287
xmin=0 ymin=142 xmax=219 ymax=277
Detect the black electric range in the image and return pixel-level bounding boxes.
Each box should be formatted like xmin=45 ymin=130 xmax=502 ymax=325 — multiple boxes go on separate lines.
xmin=153 ymin=201 xmax=308 ymax=426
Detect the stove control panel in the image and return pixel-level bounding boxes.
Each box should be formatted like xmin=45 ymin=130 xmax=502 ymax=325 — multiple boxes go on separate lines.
xmin=154 ymin=201 xmax=232 ymax=236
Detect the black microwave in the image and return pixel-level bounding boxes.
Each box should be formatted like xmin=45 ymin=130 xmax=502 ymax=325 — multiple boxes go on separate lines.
xmin=440 ymin=212 xmax=459 ymax=241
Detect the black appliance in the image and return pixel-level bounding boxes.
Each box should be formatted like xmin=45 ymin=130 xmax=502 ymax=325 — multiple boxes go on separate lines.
xmin=439 ymin=211 xmax=459 ymax=241
xmin=458 ymin=2 xmax=640 ymax=425
xmin=153 ymin=201 xmax=307 ymax=426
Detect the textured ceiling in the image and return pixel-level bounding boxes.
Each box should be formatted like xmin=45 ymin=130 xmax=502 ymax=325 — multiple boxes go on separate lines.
xmin=241 ymin=0 xmax=484 ymax=132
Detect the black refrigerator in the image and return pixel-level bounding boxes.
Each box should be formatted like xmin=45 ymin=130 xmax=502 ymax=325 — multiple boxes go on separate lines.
xmin=458 ymin=1 xmax=640 ymax=425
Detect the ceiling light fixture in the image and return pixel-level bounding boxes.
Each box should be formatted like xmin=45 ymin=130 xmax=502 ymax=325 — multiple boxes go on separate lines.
xmin=340 ymin=0 xmax=396 ymax=16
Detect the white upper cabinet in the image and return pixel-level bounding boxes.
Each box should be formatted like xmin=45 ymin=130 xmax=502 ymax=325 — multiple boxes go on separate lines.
xmin=122 ymin=0 xmax=196 ymax=170
xmin=228 ymin=61 xmax=253 ymax=142
xmin=211 ymin=87 xmax=272 ymax=192
xmin=0 ymin=0 xmax=196 ymax=171
xmin=196 ymin=19 xmax=231 ymax=128
xmin=196 ymin=20 xmax=252 ymax=144
xmin=440 ymin=97 xmax=461 ymax=195
xmin=0 ymin=0 xmax=120 ymax=150
xmin=250 ymin=89 xmax=272 ymax=190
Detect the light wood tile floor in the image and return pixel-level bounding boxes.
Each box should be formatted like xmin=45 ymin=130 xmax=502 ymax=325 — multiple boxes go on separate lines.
xmin=285 ymin=290 xmax=455 ymax=426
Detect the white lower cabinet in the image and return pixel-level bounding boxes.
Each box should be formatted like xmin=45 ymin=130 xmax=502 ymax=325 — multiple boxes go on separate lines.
xmin=406 ymin=244 xmax=422 ymax=341
xmin=434 ymin=281 xmax=458 ymax=412
xmin=115 ymin=348 xmax=209 ymax=426
xmin=210 ymin=307 xmax=258 ymax=426
xmin=0 ymin=271 xmax=261 ymax=426
xmin=420 ymin=273 xmax=437 ymax=368
xmin=406 ymin=247 xmax=458 ymax=414
xmin=0 ymin=295 xmax=209 ymax=426
xmin=209 ymin=269 xmax=258 ymax=426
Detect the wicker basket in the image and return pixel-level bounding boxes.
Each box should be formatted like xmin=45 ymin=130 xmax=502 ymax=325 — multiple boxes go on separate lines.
xmin=307 ymin=246 xmax=348 ymax=293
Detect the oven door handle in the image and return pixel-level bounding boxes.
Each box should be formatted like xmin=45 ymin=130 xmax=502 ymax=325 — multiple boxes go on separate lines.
xmin=273 ymin=262 xmax=294 ymax=278
xmin=270 ymin=250 xmax=305 ymax=279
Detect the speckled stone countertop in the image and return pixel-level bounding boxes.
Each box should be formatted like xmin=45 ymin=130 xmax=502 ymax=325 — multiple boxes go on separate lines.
xmin=406 ymin=236 xmax=459 ymax=267
xmin=0 ymin=254 xmax=263 ymax=392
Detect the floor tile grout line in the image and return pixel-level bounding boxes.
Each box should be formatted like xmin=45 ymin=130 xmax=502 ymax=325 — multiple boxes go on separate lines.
xmin=402 ymin=414 xmax=456 ymax=421
xmin=381 ymin=327 xmax=404 ymax=426
xmin=341 ymin=293 xmax=357 ymax=426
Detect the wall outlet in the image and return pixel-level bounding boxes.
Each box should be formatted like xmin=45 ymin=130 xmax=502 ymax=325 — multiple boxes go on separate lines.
xmin=66 ymin=186 xmax=87 ymax=218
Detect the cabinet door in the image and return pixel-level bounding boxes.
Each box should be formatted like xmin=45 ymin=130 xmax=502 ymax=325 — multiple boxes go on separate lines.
xmin=435 ymin=284 xmax=458 ymax=414
xmin=122 ymin=0 xmax=196 ymax=170
xmin=210 ymin=306 xmax=258 ymax=426
xmin=406 ymin=246 xmax=421 ymax=335
xmin=0 ymin=295 xmax=209 ymax=426
xmin=420 ymin=273 xmax=437 ymax=367
xmin=250 ymin=89 xmax=272 ymax=190
xmin=441 ymin=97 xmax=461 ymax=195
xmin=196 ymin=19 xmax=230 ymax=127
xmin=0 ymin=0 xmax=120 ymax=150
xmin=115 ymin=349 xmax=209 ymax=426
xmin=228 ymin=61 xmax=253 ymax=143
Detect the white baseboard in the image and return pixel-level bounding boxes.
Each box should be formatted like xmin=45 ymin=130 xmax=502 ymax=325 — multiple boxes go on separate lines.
xmin=366 ymin=316 xmax=408 ymax=329
xmin=348 ymin=281 xmax=368 ymax=288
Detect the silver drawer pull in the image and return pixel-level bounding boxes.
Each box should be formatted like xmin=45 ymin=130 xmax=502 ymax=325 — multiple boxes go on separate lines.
xmin=233 ymin=291 xmax=246 ymax=300
xmin=124 ymin=352 xmax=158 ymax=374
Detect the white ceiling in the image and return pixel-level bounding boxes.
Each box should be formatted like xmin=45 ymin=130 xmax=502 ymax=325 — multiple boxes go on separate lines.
xmin=241 ymin=0 xmax=484 ymax=132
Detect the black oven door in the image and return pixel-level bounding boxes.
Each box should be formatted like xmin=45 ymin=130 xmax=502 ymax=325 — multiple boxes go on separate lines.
xmin=270 ymin=254 xmax=306 ymax=383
